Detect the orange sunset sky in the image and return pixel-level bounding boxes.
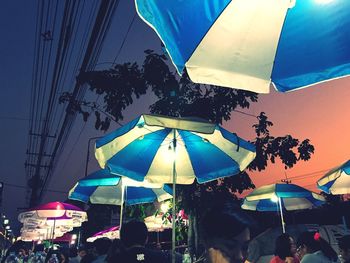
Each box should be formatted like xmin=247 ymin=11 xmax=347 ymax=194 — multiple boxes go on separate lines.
xmin=226 ymin=77 xmax=350 ymax=195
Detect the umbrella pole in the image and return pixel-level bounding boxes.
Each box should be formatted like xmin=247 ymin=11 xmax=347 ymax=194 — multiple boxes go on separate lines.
xmin=120 ymin=182 xmax=125 ymax=229
xmin=51 ymin=219 xmax=56 ymax=248
xmin=172 ymin=129 xmax=177 ymax=263
xmin=278 ymin=198 xmax=286 ymax=233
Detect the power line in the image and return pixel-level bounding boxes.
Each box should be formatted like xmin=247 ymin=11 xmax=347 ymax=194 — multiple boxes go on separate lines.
xmin=113 ymin=12 xmax=136 ymax=63
xmin=287 ymin=168 xmax=331 ymax=180
xmin=233 ymin=109 xmax=257 ymax=118
xmin=38 ymin=0 xmax=121 ymax=203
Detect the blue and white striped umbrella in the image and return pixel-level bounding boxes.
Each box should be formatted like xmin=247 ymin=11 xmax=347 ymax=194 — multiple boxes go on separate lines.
xmin=68 ymin=169 xmax=172 ymax=206
xmin=317 ymin=160 xmax=350 ymax=194
xmin=242 ymin=183 xmax=325 ymax=232
xmin=95 ymin=114 xmax=256 ymax=184
xmin=135 ymin=0 xmax=350 ymax=93
xmin=95 ymin=114 xmax=255 ymax=260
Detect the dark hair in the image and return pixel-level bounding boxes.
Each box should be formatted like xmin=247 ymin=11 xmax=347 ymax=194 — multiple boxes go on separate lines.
xmin=200 ymin=207 xmax=252 ymax=263
xmin=1 ymin=241 xmax=28 ymax=263
xmin=69 ymin=247 xmax=78 ymax=258
xmin=297 ymin=231 xmax=337 ymax=261
xmin=106 ymin=239 xmax=124 ymax=263
xmin=339 ymin=235 xmax=350 ymax=250
xmin=80 ymin=253 xmax=95 ymax=263
xmin=45 ymin=250 xmax=64 ymax=263
xmin=78 ymin=245 xmax=87 ymax=252
xmin=60 ymin=249 xmax=70 ymax=263
xmin=274 ymin=234 xmax=293 ymax=260
xmin=93 ymin=238 xmax=112 ymax=255
xmin=120 ymin=220 xmax=148 ymax=248
xmin=34 ymin=244 xmax=45 ymax=253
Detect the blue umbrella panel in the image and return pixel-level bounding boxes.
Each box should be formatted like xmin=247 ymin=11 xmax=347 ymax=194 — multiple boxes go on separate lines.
xmin=135 ymin=0 xmax=350 ymax=93
xmin=68 ymin=175 xmax=172 ymax=206
xmin=95 ymin=114 xmax=256 ymax=185
xmin=317 ymin=160 xmax=350 ymax=194
xmin=242 ymin=183 xmax=325 ymax=233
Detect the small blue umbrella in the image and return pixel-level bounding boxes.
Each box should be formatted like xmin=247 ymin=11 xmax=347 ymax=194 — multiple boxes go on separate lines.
xmin=242 ymin=183 xmax=325 ymax=233
xmin=135 ymin=0 xmax=350 ymax=93
xmin=317 ymin=160 xmax=350 ymax=194
xmin=68 ymin=172 xmax=172 ymax=206
xmin=95 ymin=114 xmax=256 ymax=261
xmin=68 ymin=169 xmax=172 ymax=226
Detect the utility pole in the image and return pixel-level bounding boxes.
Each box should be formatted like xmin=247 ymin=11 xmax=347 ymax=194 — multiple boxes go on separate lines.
xmin=85 ymin=136 xmax=102 ymax=177
xmin=28 ymin=0 xmax=117 ymax=206
xmin=281 ymin=171 xmax=291 ymax=184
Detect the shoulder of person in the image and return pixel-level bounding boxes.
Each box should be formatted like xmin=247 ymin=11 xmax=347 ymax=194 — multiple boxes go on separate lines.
xmin=300 ymin=253 xmax=320 ymax=263
xmin=269 ymin=255 xmax=282 ymax=263
xmin=144 ymin=248 xmax=170 ymax=261
xmin=285 ymin=256 xmax=300 ymax=263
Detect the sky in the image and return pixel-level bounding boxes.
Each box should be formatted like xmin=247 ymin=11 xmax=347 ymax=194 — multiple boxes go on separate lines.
xmin=0 ymin=0 xmax=349 ymax=232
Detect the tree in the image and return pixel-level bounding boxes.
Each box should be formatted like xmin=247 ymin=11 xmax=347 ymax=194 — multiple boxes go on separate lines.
xmin=60 ymin=50 xmax=315 ymax=254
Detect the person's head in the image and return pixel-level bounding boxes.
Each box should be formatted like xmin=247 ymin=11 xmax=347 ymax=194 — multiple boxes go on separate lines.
xmin=80 ymin=253 xmax=95 ymax=263
xmin=69 ymin=247 xmax=78 ymax=258
xmin=338 ymin=235 xmax=350 ymax=262
xmin=77 ymin=246 xmax=87 ymax=258
xmin=60 ymin=250 xmax=69 ymax=263
xmin=200 ymin=207 xmax=253 ymax=263
xmin=34 ymin=244 xmax=45 ymax=253
xmin=93 ymin=238 xmax=112 ymax=256
xmin=18 ymin=248 xmax=27 ymax=257
xmin=6 ymin=241 xmax=27 ymax=258
xmin=120 ymin=220 xmax=148 ymax=248
xmin=274 ymin=234 xmax=296 ymax=260
xmin=297 ymin=231 xmax=337 ymax=261
xmin=45 ymin=250 xmax=61 ymax=263
xmin=106 ymin=239 xmax=123 ymax=263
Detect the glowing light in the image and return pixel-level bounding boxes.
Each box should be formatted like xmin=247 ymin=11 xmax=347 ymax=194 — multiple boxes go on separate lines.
xmin=270 ymin=195 xmax=279 ymax=203
xmin=3 ymin=219 xmax=9 ymax=225
xmin=70 ymin=240 xmax=76 ymax=245
xmin=161 ymin=202 xmax=170 ymax=213
xmin=5 ymin=226 xmax=10 ymax=230
xmin=37 ymin=240 xmax=42 ymax=244
xmin=315 ymin=0 xmax=333 ymax=4
xmin=72 ymin=234 xmax=77 ymax=240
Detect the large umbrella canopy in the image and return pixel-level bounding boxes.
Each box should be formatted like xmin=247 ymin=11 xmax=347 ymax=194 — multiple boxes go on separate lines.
xmin=18 ymin=202 xmax=87 ymax=242
xmin=95 ymin=114 xmax=256 ymax=184
xmin=242 ymin=183 xmax=325 ymax=233
xmin=244 ymin=183 xmax=325 ymax=203
xmin=135 ymin=0 xmax=350 ymax=93
xmin=20 ymin=223 xmax=71 ymax=241
xmin=317 ymin=160 xmax=350 ymax=194
xmin=19 ymin=202 xmax=87 ymax=221
xmin=242 ymin=193 xmax=325 ymax=211
xmin=68 ymin=171 xmax=173 ymax=206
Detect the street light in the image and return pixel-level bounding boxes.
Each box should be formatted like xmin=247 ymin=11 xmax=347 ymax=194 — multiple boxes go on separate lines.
xmin=5 ymin=226 xmax=10 ymax=230
xmin=3 ymin=219 xmax=9 ymax=225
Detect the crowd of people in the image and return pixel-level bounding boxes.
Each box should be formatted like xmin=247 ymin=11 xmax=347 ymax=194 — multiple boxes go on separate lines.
xmin=1 ymin=206 xmax=350 ymax=263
